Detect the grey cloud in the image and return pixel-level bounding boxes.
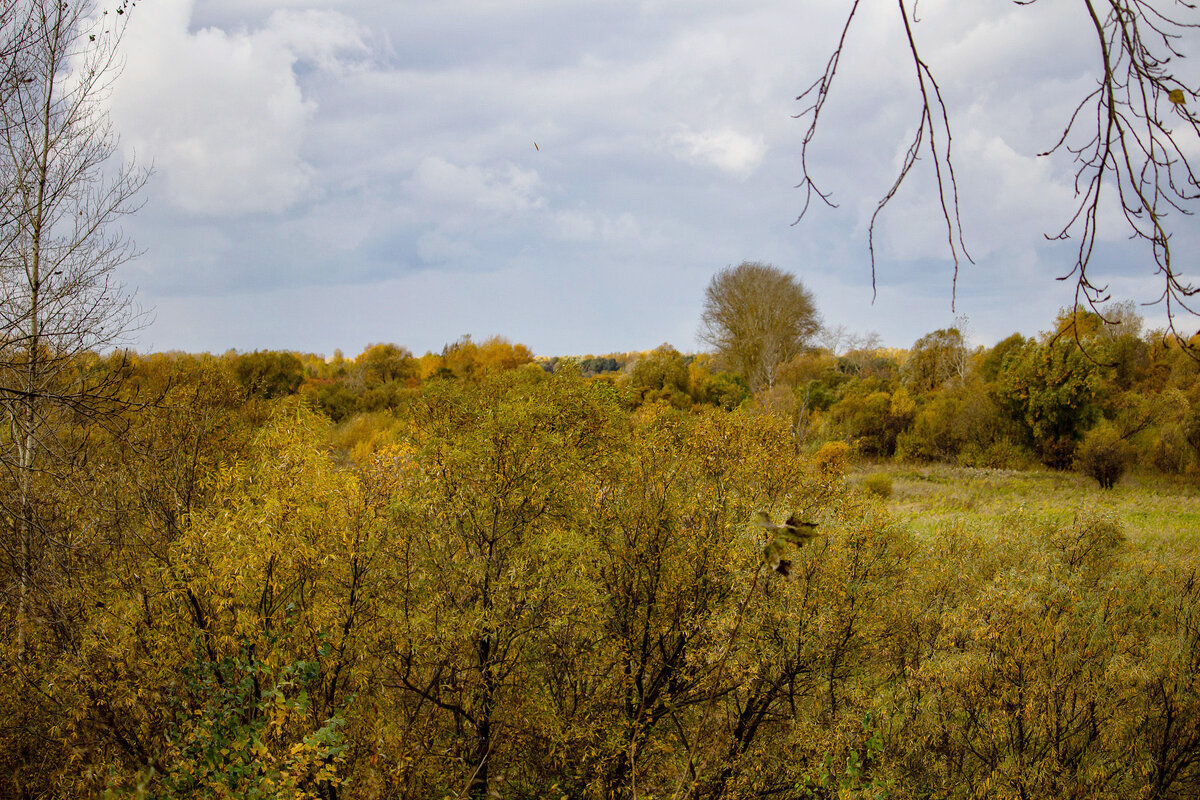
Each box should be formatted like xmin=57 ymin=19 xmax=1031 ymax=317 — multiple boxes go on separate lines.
xmin=110 ymin=0 xmax=1192 ymax=356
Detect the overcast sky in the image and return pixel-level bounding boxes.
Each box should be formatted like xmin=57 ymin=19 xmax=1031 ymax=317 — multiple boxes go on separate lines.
xmin=104 ymin=0 xmax=1198 ymax=357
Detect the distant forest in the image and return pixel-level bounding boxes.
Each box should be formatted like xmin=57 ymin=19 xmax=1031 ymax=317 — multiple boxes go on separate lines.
xmin=227 ymin=302 xmax=1200 ymax=489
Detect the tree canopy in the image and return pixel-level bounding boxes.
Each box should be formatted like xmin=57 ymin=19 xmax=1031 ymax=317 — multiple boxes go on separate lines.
xmin=698 ymin=261 xmax=820 ymax=392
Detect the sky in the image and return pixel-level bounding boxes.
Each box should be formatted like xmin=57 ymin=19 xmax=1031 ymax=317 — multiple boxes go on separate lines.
xmin=101 ymin=0 xmax=1200 ymax=357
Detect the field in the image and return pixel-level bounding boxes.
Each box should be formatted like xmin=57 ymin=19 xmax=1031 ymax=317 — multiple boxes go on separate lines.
xmin=859 ymin=463 xmax=1200 ymax=551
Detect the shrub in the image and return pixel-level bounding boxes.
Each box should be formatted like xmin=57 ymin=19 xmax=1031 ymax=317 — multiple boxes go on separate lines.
xmin=1049 ymin=514 xmax=1126 ymax=577
xmin=691 ymin=367 xmax=749 ymax=410
xmin=995 ymin=337 xmax=1101 ymax=464
xmin=829 ymin=388 xmax=914 ymax=457
xmin=333 ymin=412 xmax=401 ymax=463
xmin=896 ymin=377 xmax=1005 ymax=464
xmin=115 ymin=643 xmax=349 ymax=800
xmin=303 ymin=380 xmax=358 ymax=422
xmin=355 ymin=342 xmax=418 ymax=385
xmin=1042 ymin=436 xmax=1080 ymax=471
xmin=861 ymin=473 xmax=893 ymax=499
xmin=958 ymin=437 xmax=1034 ymax=470
xmin=232 ymin=350 xmax=305 ymax=399
xmin=813 ymin=440 xmax=851 ymax=477
xmin=707 ymin=372 xmax=750 ymax=409
xmin=1075 ymin=425 xmax=1131 ymax=489
xmin=630 ymin=344 xmax=689 ymax=393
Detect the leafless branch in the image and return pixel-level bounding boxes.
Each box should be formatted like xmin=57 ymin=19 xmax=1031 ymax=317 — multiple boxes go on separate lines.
xmin=795 ymin=0 xmax=972 ymax=305
xmin=797 ymin=0 xmax=1200 ymax=342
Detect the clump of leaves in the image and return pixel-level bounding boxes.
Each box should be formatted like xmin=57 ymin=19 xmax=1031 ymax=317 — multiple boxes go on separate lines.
xmin=800 ymin=712 xmax=894 ymax=798
xmin=110 ymin=641 xmax=349 ymax=800
xmin=813 ymin=440 xmax=850 ymax=478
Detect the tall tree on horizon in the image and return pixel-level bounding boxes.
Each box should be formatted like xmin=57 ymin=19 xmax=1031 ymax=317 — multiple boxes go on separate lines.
xmin=698 ymin=261 xmax=820 ymax=392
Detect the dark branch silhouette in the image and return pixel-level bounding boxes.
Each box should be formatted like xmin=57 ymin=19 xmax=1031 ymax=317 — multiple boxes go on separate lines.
xmin=796 ymin=0 xmax=1200 ymax=341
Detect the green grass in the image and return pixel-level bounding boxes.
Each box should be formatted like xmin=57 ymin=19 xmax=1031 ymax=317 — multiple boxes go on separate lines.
xmin=855 ymin=463 xmax=1200 ymax=552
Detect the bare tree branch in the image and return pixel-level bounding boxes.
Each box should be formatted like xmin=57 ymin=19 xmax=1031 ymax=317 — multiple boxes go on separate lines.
xmin=797 ymin=0 xmax=1200 ymax=341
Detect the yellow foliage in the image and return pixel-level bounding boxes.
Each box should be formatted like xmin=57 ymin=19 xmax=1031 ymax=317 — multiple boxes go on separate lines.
xmin=814 ymin=440 xmax=851 ymax=478
xmin=11 ymin=365 xmax=1200 ymax=800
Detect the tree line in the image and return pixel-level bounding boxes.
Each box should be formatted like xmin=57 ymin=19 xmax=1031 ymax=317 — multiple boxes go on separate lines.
xmin=210 ymin=279 xmax=1200 ymax=493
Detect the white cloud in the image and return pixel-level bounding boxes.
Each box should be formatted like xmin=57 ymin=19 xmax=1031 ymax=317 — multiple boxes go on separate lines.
xmin=114 ymin=0 xmax=1196 ymax=356
xmin=550 ymin=209 xmax=639 ymax=243
xmin=669 ymin=127 xmax=765 ymax=176
xmin=110 ymin=0 xmax=365 ymax=215
xmin=416 ymin=230 xmax=478 ymax=264
xmin=403 ymin=157 xmax=547 ymax=266
xmin=407 ymin=156 xmax=545 ymax=217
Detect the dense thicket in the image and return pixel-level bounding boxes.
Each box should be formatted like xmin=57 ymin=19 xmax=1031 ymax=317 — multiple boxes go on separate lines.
xmin=1 ymin=1 xmax=1197 ymax=793
xmin=0 ymin=330 xmax=1198 ymax=798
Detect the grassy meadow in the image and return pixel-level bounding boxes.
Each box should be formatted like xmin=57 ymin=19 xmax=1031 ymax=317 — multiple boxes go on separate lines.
xmin=859 ymin=462 xmax=1200 ymax=550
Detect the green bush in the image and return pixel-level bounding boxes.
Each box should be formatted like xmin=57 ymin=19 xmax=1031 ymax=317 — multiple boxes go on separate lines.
xmin=630 ymin=344 xmax=689 ymax=396
xmin=303 ymin=380 xmax=358 ymax=422
xmin=830 ymin=387 xmax=914 ymax=457
xmin=896 ymin=377 xmax=1006 ymax=464
xmin=705 ymin=371 xmax=750 ymax=409
xmin=110 ymin=643 xmax=349 ymax=800
xmin=232 ymin=350 xmax=305 ymax=399
xmin=958 ymin=437 xmax=1034 ymax=470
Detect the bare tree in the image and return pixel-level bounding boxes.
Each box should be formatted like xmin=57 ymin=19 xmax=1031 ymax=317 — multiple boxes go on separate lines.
xmin=796 ymin=1 xmax=1200 ymax=340
xmin=1 ymin=2 xmax=32 ymax=89
xmin=820 ymin=326 xmax=882 ymax=360
xmin=699 ymin=261 xmax=820 ymax=392
xmin=816 ymin=323 xmax=848 ymax=355
xmin=0 ymin=0 xmax=145 ymax=658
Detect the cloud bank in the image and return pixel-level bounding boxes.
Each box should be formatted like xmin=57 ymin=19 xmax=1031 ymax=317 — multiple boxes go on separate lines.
xmin=103 ymin=0 xmax=1195 ymax=357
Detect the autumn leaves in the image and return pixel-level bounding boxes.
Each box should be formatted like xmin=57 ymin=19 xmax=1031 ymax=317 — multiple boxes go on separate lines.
xmin=6 ymin=358 xmax=1200 ymax=799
